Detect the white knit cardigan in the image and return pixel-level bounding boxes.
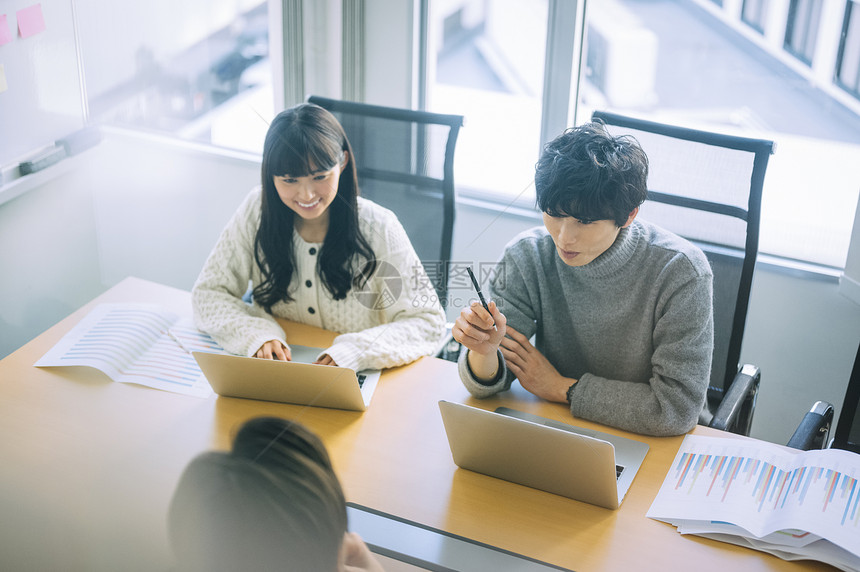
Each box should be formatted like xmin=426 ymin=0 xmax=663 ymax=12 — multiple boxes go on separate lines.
xmin=192 ymin=188 xmax=446 ymax=371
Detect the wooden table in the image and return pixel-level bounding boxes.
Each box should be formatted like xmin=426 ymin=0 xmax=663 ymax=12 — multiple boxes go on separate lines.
xmin=0 ymin=277 xmax=832 ymax=571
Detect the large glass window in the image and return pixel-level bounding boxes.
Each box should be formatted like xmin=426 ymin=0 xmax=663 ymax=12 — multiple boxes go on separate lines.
xmin=577 ymin=1 xmax=860 ymax=268
xmin=422 ymin=0 xmax=860 ymax=268
xmin=425 ymin=0 xmax=549 ymax=202
xmin=75 ymin=0 xmax=272 ymax=154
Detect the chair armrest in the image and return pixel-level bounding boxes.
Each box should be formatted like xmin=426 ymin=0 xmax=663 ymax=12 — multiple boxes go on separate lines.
xmin=786 ymin=401 xmax=834 ymax=450
xmin=709 ymin=364 xmax=760 ymax=434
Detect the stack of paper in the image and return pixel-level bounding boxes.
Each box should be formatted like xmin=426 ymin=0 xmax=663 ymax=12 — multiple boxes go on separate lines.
xmin=35 ymin=303 xmax=224 ymax=398
xmin=648 ymin=434 xmax=860 ymax=571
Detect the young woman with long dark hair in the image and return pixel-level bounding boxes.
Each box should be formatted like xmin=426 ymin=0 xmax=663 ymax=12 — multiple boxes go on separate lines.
xmin=192 ymin=103 xmax=445 ymax=370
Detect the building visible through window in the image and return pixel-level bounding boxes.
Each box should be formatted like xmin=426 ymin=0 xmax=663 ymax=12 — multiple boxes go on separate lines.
xmin=424 ymin=0 xmax=860 ymax=268
xmin=77 ymin=0 xmax=272 ymax=154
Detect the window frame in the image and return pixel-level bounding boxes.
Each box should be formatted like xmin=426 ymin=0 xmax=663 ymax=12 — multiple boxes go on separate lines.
xmin=784 ymin=0 xmax=823 ymax=66
xmin=835 ymin=0 xmax=860 ymax=100
xmin=741 ymin=0 xmax=769 ymax=34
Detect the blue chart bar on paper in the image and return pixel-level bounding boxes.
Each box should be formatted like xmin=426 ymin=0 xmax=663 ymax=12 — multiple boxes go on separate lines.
xmin=35 ymin=303 xmax=223 ymax=398
xmin=647 ymin=435 xmax=860 ymax=566
xmin=672 ymin=450 xmax=860 ymax=526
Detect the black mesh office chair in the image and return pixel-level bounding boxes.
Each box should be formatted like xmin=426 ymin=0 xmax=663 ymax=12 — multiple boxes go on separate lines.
xmin=307 ymin=95 xmax=464 ymax=309
xmin=592 ymin=110 xmax=775 ymax=436
xmin=787 ymin=340 xmax=860 ymax=452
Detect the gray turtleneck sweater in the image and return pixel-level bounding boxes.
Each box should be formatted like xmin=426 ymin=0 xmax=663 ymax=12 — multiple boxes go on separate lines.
xmin=458 ymin=220 xmax=714 ymax=437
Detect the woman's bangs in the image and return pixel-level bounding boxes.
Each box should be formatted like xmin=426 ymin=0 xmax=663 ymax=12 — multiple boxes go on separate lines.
xmin=268 ymin=131 xmax=340 ymax=178
xmin=305 ymin=133 xmax=342 ymax=174
xmin=268 ymin=132 xmax=312 ymax=178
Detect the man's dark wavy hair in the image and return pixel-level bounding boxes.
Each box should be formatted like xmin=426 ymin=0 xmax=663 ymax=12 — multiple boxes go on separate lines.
xmin=535 ymin=121 xmax=649 ymax=226
xmin=252 ymin=103 xmax=376 ymax=311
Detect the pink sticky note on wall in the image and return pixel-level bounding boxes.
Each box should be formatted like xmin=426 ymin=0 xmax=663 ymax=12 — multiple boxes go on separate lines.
xmin=17 ymin=4 xmax=46 ymax=39
xmin=0 ymin=14 xmax=13 ymax=46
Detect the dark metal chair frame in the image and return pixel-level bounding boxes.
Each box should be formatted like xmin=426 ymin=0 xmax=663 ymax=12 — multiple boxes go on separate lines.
xmin=307 ymin=95 xmax=464 ymax=307
xmin=592 ymin=111 xmax=775 ymax=435
xmin=788 ymin=340 xmax=860 ymax=452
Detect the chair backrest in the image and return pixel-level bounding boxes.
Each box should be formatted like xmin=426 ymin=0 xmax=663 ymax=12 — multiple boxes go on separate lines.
xmin=832 ymin=340 xmax=860 ymax=454
xmin=307 ymin=96 xmax=464 ymax=308
xmin=591 ymin=111 xmax=775 ymax=405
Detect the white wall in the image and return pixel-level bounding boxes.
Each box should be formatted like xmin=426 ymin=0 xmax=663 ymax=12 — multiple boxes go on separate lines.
xmin=841 ymin=196 xmax=860 ymax=306
xmin=84 ymin=131 xmax=259 ymax=288
xmin=0 ymin=157 xmax=103 ymax=358
xmin=0 ymin=130 xmax=259 ymax=359
xmin=743 ymin=267 xmax=860 ymax=443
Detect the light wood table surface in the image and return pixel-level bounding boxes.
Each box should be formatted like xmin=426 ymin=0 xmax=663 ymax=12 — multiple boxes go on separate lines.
xmin=0 ymin=277 xmax=833 ymax=571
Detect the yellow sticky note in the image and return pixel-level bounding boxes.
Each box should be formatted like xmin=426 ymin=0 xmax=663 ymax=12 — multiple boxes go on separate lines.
xmin=0 ymin=64 xmax=8 ymax=94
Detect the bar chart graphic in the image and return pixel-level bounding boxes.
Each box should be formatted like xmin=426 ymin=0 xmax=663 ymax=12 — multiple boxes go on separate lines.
xmin=648 ymin=435 xmax=860 ymax=564
xmin=672 ymin=448 xmax=860 ymax=527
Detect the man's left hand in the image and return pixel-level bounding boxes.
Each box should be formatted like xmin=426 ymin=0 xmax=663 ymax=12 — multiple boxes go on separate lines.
xmin=501 ymin=326 xmax=575 ymax=403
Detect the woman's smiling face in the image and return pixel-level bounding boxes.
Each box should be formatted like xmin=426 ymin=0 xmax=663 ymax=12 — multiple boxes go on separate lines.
xmin=273 ymin=153 xmax=347 ymax=221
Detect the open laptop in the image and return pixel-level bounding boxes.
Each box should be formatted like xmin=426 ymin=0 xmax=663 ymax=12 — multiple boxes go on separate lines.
xmin=438 ymin=401 xmax=649 ymax=509
xmin=193 ymin=345 xmax=381 ymax=411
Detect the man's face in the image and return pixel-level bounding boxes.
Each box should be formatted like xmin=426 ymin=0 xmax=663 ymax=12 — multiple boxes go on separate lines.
xmin=542 ymin=208 xmax=638 ymax=267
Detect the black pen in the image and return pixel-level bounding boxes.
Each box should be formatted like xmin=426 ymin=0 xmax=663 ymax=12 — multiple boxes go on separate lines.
xmin=466 ymin=266 xmax=491 ymax=314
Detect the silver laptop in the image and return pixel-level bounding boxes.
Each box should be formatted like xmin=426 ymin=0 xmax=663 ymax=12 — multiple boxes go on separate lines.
xmin=193 ymin=345 xmax=381 ymax=411
xmin=438 ymin=401 xmax=649 ymax=509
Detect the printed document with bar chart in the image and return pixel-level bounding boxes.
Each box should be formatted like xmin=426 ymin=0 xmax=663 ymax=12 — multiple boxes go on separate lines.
xmin=35 ymin=303 xmax=223 ymax=398
xmin=648 ymin=434 xmax=860 ymax=571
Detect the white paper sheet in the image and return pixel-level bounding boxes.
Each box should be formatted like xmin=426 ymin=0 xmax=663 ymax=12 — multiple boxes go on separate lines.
xmin=648 ymin=434 xmax=860 ymax=570
xmin=35 ymin=303 xmax=223 ymax=398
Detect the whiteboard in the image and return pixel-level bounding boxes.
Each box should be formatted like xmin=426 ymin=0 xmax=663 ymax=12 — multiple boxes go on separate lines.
xmin=0 ymin=0 xmax=86 ymax=168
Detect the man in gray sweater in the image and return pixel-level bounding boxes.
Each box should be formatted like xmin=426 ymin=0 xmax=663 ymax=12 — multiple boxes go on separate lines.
xmin=453 ymin=122 xmax=714 ymax=437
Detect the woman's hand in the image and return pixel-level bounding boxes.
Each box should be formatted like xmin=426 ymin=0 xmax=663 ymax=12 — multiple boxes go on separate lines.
xmin=314 ymin=353 xmax=338 ymax=366
xmin=254 ymin=340 xmax=291 ymax=361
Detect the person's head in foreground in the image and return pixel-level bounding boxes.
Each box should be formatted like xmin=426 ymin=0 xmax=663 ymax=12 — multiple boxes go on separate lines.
xmin=168 ymin=416 xmax=382 ymax=571
xmin=535 ymin=121 xmax=649 ymax=266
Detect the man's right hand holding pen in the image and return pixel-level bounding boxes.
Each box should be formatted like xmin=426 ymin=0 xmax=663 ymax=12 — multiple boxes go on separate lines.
xmin=452 ymin=300 xmax=507 ymax=382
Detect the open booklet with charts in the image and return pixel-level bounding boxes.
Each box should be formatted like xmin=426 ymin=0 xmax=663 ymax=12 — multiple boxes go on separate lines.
xmin=35 ymin=303 xmax=223 ymax=398
xmin=647 ymin=434 xmax=860 ymax=571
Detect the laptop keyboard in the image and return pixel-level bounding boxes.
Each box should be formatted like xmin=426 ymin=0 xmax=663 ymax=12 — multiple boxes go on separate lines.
xmin=357 ymin=374 xmax=366 ymax=388
xmin=616 ymin=465 xmax=624 ymax=479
